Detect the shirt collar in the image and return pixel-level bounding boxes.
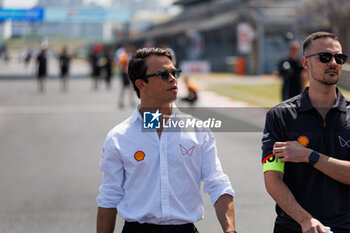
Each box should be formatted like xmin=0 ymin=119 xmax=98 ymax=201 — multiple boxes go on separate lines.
xmin=129 ymin=104 xmax=143 ymax=124
xmin=298 ymin=87 xmax=347 ymax=112
xmin=333 ymin=88 xmax=347 ymax=112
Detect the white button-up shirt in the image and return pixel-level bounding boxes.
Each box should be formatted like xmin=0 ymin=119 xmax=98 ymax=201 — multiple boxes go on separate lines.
xmin=97 ymin=105 xmax=234 ymax=225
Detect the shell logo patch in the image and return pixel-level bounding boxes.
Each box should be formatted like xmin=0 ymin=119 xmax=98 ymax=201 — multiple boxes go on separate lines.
xmin=134 ymin=151 xmax=146 ymax=162
xmin=297 ymin=136 xmax=309 ymax=147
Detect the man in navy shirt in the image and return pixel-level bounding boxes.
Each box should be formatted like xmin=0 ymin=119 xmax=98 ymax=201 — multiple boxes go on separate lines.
xmin=262 ymin=32 xmax=350 ymax=233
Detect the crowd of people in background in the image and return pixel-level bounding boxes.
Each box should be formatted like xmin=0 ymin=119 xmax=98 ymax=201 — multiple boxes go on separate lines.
xmin=9 ymin=35 xmax=316 ymax=108
xmin=16 ymin=45 xmax=73 ymax=93
xmin=87 ymin=42 xmax=197 ymax=108
xmin=10 ymin=41 xmax=199 ymax=107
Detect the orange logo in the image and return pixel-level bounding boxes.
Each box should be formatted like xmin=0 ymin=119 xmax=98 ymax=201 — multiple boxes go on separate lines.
xmin=297 ymin=136 xmax=309 ymax=147
xmin=134 ymin=151 xmax=145 ymax=162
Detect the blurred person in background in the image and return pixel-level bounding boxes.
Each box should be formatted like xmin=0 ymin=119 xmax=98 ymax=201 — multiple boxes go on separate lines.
xmin=24 ymin=47 xmax=33 ymax=67
xmin=101 ymin=47 xmax=113 ymax=91
xmin=114 ymin=45 xmax=125 ymax=64
xmin=276 ymin=41 xmax=307 ymax=101
xmin=262 ymin=32 xmax=349 ymax=233
xmin=0 ymin=42 xmax=9 ymax=61
xmin=58 ymin=46 xmax=71 ymax=92
xmin=181 ymin=77 xmax=198 ymax=105
xmin=90 ymin=43 xmax=103 ymax=91
xmin=117 ymin=44 xmax=135 ymax=108
xmin=36 ymin=47 xmax=48 ymax=93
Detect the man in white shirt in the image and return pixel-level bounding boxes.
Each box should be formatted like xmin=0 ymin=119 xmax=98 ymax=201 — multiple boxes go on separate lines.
xmin=96 ymin=47 xmax=236 ymax=233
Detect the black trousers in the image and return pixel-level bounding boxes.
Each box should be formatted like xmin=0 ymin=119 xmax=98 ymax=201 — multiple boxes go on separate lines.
xmin=274 ymin=223 xmax=348 ymax=233
xmin=274 ymin=224 xmax=300 ymax=233
xmin=122 ymin=221 xmax=198 ymax=233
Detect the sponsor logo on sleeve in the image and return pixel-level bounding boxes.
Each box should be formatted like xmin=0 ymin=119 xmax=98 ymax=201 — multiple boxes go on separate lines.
xmin=262 ymin=132 xmax=271 ymax=143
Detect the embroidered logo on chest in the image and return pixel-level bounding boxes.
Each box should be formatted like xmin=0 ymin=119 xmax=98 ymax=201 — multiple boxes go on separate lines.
xmin=134 ymin=151 xmax=146 ymax=162
xmin=179 ymin=144 xmax=195 ymax=156
xmin=297 ymin=136 xmax=309 ymax=147
xmin=339 ymin=136 xmax=350 ymax=148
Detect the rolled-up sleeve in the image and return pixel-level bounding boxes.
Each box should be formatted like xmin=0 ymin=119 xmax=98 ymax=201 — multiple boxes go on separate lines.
xmin=201 ymin=131 xmax=235 ymax=206
xmin=96 ymin=135 xmax=125 ymax=208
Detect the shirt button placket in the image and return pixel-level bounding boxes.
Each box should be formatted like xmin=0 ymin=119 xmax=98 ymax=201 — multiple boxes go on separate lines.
xmin=159 ymin=133 xmax=169 ymax=220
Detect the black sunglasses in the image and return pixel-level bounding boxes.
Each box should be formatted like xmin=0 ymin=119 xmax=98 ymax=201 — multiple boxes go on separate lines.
xmin=305 ymin=52 xmax=347 ymax=65
xmin=144 ymin=69 xmax=182 ymax=80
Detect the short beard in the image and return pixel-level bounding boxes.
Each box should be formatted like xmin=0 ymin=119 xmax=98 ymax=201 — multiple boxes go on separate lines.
xmin=319 ymin=68 xmax=340 ymax=85
xmin=318 ymin=76 xmax=339 ymax=85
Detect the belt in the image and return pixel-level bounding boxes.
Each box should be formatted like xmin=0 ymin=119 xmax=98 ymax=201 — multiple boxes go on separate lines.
xmin=123 ymin=221 xmax=198 ymax=233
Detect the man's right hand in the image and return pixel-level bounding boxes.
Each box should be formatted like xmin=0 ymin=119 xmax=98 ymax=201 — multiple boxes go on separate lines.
xmin=96 ymin=207 xmax=117 ymax=233
xmin=301 ymin=218 xmax=326 ymax=233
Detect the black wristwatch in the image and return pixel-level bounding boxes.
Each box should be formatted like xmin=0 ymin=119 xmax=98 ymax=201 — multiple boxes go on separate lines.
xmin=308 ymin=151 xmax=320 ymax=166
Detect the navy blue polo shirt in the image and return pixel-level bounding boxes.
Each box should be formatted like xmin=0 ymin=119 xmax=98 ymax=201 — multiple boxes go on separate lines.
xmin=261 ymin=87 xmax=350 ymax=231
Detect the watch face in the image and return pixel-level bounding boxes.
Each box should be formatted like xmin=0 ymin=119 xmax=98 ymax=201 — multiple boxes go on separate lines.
xmin=309 ymin=151 xmax=319 ymax=165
